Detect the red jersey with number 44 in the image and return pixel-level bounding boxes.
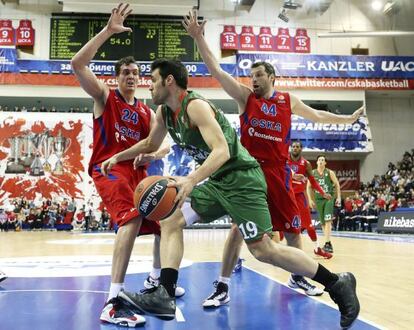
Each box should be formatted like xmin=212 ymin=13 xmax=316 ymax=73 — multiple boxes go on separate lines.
xmin=88 ymin=89 xmax=152 ymax=175
xmin=288 ymin=155 xmax=307 ymax=193
xmin=240 ymin=91 xmax=292 ymax=165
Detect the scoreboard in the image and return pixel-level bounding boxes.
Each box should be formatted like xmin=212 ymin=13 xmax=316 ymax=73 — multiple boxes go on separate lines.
xmin=50 ymin=15 xmax=201 ymax=62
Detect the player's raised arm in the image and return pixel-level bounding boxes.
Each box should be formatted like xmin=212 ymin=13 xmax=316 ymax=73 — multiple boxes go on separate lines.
xmin=71 ymin=3 xmax=132 ymax=107
xmin=183 ymin=9 xmax=251 ymax=110
xmin=291 ymin=93 xmax=364 ymax=124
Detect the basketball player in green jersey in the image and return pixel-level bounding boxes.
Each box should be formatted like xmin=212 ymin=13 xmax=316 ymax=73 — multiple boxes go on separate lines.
xmin=308 ymin=155 xmax=341 ymax=253
xmin=101 ymin=59 xmax=359 ymax=329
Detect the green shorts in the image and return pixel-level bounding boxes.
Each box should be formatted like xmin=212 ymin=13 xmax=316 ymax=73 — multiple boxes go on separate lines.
xmin=190 ymin=166 xmax=273 ymax=243
xmin=315 ymin=198 xmax=335 ymax=225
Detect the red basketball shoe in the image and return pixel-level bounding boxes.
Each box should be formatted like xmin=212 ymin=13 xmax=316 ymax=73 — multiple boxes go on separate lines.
xmin=314 ymin=247 xmax=333 ymax=259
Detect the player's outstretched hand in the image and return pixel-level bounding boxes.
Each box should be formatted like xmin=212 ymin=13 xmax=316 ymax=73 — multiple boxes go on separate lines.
xmin=182 ymin=9 xmax=206 ymax=39
xmin=101 ymin=156 xmax=118 ymax=176
xmin=107 ymin=3 xmax=133 ymax=34
xmin=350 ymin=106 xmax=364 ymax=122
xmin=167 ymin=176 xmax=195 ymax=208
xmin=133 ymin=153 xmax=156 ymax=169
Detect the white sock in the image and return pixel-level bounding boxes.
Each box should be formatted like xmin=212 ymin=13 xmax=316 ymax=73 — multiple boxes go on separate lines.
xmin=150 ymin=268 xmax=161 ymax=279
xmin=314 ymin=240 xmax=320 ymax=250
xmin=107 ymin=283 xmax=124 ymax=301
xmin=219 ymin=276 xmax=230 ymax=285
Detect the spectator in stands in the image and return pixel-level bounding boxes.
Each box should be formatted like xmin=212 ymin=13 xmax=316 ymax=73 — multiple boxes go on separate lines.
xmin=343 ymin=197 xmax=354 ymax=231
xmin=72 ymin=208 xmax=86 ymax=231
xmin=7 ymin=211 xmax=17 ymax=231
xmin=34 ymin=208 xmax=43 ymax=230
xmin=388 ymin=196 xmax=398 ymax=212
xmin=27 ymin=208 xmax=36 ymax=230
xmin=16 ymin=209 xmax=26 ymax=231
xmin=67 ymin=198 xmax=76 ymax=213
xmin=0 ymin=209 xmax=7 ymax=232
xmin=101 ymin=208 xmax=110 ymax=230
xmin=376 ymin=194 xmax=386 ymax=212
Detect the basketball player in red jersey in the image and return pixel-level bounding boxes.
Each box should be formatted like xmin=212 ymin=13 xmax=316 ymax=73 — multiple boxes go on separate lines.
xmin=71 ymin=3 xmax=183 ymax=327
xmin=288 ymin=141 xmax=333 ymax=259
xmin=185 ymin=10 xmax=363 ymax=308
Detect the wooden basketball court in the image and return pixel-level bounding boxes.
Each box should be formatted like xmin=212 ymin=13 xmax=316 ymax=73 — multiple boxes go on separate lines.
xmin=0 ymin=229 xmax=411 ymax=329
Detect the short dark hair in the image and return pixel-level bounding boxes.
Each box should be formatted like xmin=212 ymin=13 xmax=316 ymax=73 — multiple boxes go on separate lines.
xmin=115 ymin=56 xmax=138 ymax=76
xmin=151 ymin=59 xmax=188 ymax=89
xmin=291 ymin=140 xmax=303 ymax=148
xmin=251 ymin=61 xmax=276 ymax=77
xmin=316 ymin=154 xmax=327 ymax=162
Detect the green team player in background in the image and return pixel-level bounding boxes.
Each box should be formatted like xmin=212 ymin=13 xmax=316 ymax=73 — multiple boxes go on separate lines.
xmin=308 ymin=154 xmax=341 ymax=253
xmin=101 ymin=59 xmax=359 ymax=329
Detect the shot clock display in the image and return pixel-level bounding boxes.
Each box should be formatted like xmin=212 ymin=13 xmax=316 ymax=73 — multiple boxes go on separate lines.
xmin=50 ymin=15 xmax=200 ymax=61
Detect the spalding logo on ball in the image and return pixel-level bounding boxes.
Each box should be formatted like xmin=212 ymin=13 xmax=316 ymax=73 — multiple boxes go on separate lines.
xmin=134 ymin=176 xmax=178 ymax=221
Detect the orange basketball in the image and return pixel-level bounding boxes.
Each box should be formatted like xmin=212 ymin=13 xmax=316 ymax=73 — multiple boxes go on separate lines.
xmin=134 ymin=176 xmax=178 ymax=221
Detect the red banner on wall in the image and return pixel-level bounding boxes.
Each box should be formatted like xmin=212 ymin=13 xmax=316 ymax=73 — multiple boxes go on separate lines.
xmin=220 ymin=25 xmax=238 ymax=50
xmin=257 ymin=27 xmax=275 ymax=51
xmin=275 ymin=27 xmax=292 ymax=52
xmin=293 ymin=28 xmax=310 ymax=53
xmin=239 ymin=26 xmax=257 ymax=51
xmin=309 ymin=160 xmax=360 ymax=190
xmin=16 ymin=20 xmax=35 ymax=46
xmin=0 ymin=20 xmax=15 ymax=46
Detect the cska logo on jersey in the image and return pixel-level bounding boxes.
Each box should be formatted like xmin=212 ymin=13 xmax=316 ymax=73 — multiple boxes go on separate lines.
xmin=261 ymin=103 xmax=277 ymax=117
xmin=291 ymin=164 xmax=298 ymax=173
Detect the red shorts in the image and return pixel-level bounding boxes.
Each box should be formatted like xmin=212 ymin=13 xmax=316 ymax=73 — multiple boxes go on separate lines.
xmin=91 ymin=162 xmax=161 ymax=236
xmin=295 ymin=192 xmax=313 ymax=230
xmin=261 ymin=164 xmax=301 ymax=234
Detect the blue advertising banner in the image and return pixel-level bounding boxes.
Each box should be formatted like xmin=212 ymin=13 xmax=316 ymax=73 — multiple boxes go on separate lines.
xmin=236 ymin=53 xmax=414 ymax=79
xmin=1 ymin=47 xmax=414 ymax=81
xmin=6 ymin=57 xmax=234 ymax=76
xmin=0 ymin=47 xmax=18 ymax=72
xmin=225 ymin=114 xmax=373 ymax=152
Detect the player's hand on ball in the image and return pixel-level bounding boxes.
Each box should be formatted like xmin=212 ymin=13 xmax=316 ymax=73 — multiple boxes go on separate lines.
xmin=168 ymin=176 xmax=195 ymax=208
xmin=101 ymin=156 xmax=118 ymax=176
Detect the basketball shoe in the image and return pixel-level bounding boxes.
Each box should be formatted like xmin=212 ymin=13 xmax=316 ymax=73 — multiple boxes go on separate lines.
xmin=232 ymin=258 xmax=244 ymax=273
xmin=288 ymin=275 xmax=324 ymax=296
xmin=100 ymin=296 xmax=146 ymax=327
xmin=328 ymin=272 xmax=360 ymax=329
xmin=202 ymin=281 xmax=230 ymax=308
xmin=314 ymin=247 xmax=333 ymax=259
xmin=324 ymin=241 xmax=334 ymax=253
xmin=143 ymin=275 xmax=185 ymax=298
xmin=119 ymin=285 xmax=176 ymax=320
xmin=0 ymin=271 xmax=7 ymax=283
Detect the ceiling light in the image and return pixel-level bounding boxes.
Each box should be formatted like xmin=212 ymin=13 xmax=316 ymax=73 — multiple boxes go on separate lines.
xmin=371 ymin=0 xmax=382 ymax=11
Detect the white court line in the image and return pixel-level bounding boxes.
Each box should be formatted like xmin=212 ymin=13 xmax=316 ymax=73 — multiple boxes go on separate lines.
xmin=1 ymin=288 xmax=186 ymax=323
xmin=175 ymin=306 xmax=185 ymax=322
xmin=0 ymin=289 xmax=108 ymax=294
xmin=242 ymin=264 xmax=387 ymax=330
